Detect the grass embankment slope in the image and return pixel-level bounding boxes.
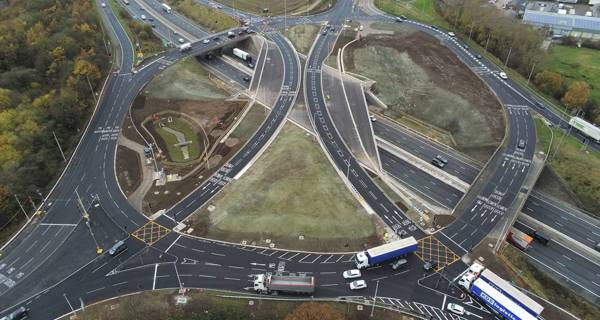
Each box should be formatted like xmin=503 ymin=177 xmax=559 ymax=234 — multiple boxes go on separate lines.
xmin=154 ymin=118 xmax=202 ymax=162
xmin=191 ymin=123 xmax=378 ymax=251
xmin=77 ymin=289 xmax=407 ymax=320
xmin=168 ymin=0 xmax=238 ymax=32
xmin=535 ymin=118 xmax=600 ymax=217
xmin=214 ymin=0 xmax=335 ymax=16
xmin=542 ymin=45 xmax=600 ymax=103
xmin=500 ymin=245 xmax=600 ymax=320
xmin=283 ymin=24 xmax=320 ymax=55
xmin=374 ymin=0 xmax=449 ymax=27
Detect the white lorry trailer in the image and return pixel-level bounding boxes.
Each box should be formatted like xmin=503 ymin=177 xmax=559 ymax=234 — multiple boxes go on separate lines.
xmin=253 ymin=273 xmax=315 ymax=295
xmin=459 ymin=263 xmax=543 ymax=319
xmin=178 ymin=42 xmax=191 ymax=52
xmin=233 ymin=48 xmax=252 ymax=62
xmin=355 ymin=237 xmax=418 ymax=269
xmin=569 ymin=116 xmax=600 ymax=143
xmin=161 ymin=3 xmax=172 ymax=13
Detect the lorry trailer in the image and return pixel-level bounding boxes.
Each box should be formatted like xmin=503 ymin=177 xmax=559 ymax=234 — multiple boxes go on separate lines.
xmin=355 ymin=237 xmax=418 ymax=269
xmin=253 ymin=273 xmax=315 ymax=295
xmin=471 ymin=278 xmax=537 ymax=320
xmin=569 ymin=116 xmax=600 ymax=143
xmin=233 ymin=48 xmax=252 ymax=62
xmin=161 ymin=3 xmax=172 ymax=13
xmin=178 ymin=42 xmax=191 ymax=52
xmin=459 ymin=263 xmax=543 ymax=319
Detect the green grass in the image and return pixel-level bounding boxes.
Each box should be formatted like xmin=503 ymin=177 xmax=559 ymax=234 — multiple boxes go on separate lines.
xmin=534 ymin=118 xmax=600 ymax=217
xmin=229 ymin=103 xmax=268 ymax=141
xmin=154 ymin=118 xmax=202 ymax=162
xmin=191 ymin=123 xmax=377 ymax=251
xmin=542 ymin=45 xmax=600 ymax=103
xmin=282 ymin=24 xmax=320 ymax=55
xmin=168 ymin=0 xmax=239 ymax=32
xmin=374 ymin=0 xmax=449 ymax=27
xmin=501 ymin=245 xmax=600 ymax=320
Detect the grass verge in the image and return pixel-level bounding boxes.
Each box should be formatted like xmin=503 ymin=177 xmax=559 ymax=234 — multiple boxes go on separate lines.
xmin=213 ymin=0 xmax=335 ymax=16
xmin=154 ymin=118 xmax=201 ymax=162
xmin=374 ymin=0 xmax=448 ymax=27
xmin=534 ymin=118 xmax=600 ymax=217
xmin=282 ymin=24 xmax=320 ymax=55
xmin=500 ymin=245 xmax=600 ymax=320
xmin=168 ymin=0 xmax=239 ymax=32
xmin=77 ymin=289 xmax=408 ymax=320
xmin=190 ymin=123 xmax=378 ymax=251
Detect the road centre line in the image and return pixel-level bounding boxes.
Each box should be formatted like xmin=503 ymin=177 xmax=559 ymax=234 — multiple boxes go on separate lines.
xmin=86 ymin=287 xmax=105 ymax=295
xmin=39 ymin=223 xmax=78 ymax=227
xmin=112 ymin=281 xmax=128 ymax=287
xmin=198 ymin=275 xmax=216 ymax=278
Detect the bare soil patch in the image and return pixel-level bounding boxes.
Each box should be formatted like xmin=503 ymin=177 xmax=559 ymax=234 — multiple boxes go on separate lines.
xmin=116 ymin=146 xmax=141 ymax=197
xmin=344 ymin=27 xmax=505 ymax=161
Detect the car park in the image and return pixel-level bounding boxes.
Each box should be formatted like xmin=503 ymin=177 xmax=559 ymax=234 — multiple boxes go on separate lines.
xmin=447 ymin=303 xmax=465 ymax=315
xmin=499 ymin=72 xmax=508 ymax=79
xmin=349 ymin=280 xmax=367 ymax=290
xmin=342 ymin=269 xmax=361 ymax=279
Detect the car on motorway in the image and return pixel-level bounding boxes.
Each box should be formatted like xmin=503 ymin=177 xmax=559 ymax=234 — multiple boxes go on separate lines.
xmin=101 ymin=2 xmax=106 ymax=7
xmin=395 ymin=17 xmax=403 ymax=23
xmin=242 ymin=76 xmax=251 ymax=82
xmin=202 ymin=39 xmax=210 ymax=44
xmin=535 ymin=100 xmax=545 ymax=109
xmin=178 ymin=38 xmax=185 ymax=44
xmin=151 ymin=23 xmax=156 ymax=28
xmin=475 ymin=54 xmax=482 ymax=59
xmin=448 ymin=31 xmax=456 ymax=37
xmin=436 ymin=154 xmax=448 ymax=165
xmin=141 ymin=14 xmax=146 ymax=20
xmin=391 ymin=258 xmax=407 ymax=270
xmin=1 ymin=307 xmax=29 ymax=320
xmin=342 ymin=269 xmax=361 ymax=279
xmin=499 ymin=72 xmax=508 ymax=79
xmin=108 ymin=240 xmax=127 ymax=257
xmin=349 ymin=280 xmax=367 ymax=290
xmin=247 ymin=62 xmax=254 ymax=69
xmin=596 ymin=242 xmax=600 ymax=252
xmin=463 ymin=44 xmax=469 ymax=50
xmin=431 ymin=25 xmax=439 ymax=30
xmin=431 ymin=155 xmax=447 ymax=169
xmin=446 ymin=303 xmax=465 ymax=315
xmin=227 ymin=31 xmax=236 ymax=38
xmin=517 ymin=138 xmax=526 ymax=150
xmin=400 ymin=15 xmax=408 ymax=20
xmin=369 ymin=114 xmax=376 ymax=122
xmin=213 ymin=36 xmax=221 ymax=41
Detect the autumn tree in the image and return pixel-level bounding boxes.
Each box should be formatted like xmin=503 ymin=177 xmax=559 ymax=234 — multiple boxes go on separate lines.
xmin=534 ymin=71 xmax=564 ymax=98
xmin=562 ymin=81 xmax=591 ymax=109
xmin=285 ymin=302 xmax=344 ymax=320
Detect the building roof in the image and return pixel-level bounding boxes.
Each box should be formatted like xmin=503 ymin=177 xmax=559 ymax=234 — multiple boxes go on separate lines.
xmin=523 ymin=1 xmax=600 ymax=33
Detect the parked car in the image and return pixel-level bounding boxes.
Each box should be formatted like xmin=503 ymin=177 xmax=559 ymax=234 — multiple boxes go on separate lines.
xmin=1 ymin=307 xmax=29 ymax=320
xmin=247 ymin=62 xmax=254 ymax=69
xmin=349 ymin=280 xmax=367 ymax=290
xmin=342 ymin=269 xmax=361 ymax=279
xmin=141 ymin=14 xmax=146 ymax=20
xmin=369 ymin=114 xmax=376 ymax=122
xmin=447 ymin=303 xmax=465 ymax=315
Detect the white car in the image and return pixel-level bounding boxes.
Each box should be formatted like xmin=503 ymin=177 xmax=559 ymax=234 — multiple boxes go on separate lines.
xmin=342 ymin=269 xmax=361 ymax=279
xmin=141 ymin=14 xmax=146 ymax=20
xmin=101 ymin=2 xmax=106 ymax=7
xmin=369 ymin=114 xmax=376 ymax=122
xmin=447 ymin=303 xmax=465 ymax=315
xmin=349 ymin=280 xmax=367 ymax=290
xmin=202 ymin=39 xmax=210 ymax=44
xmin=499 ymin=72 xmax=508 ymax=79
xmin=178 ymin=38 xmax=185 ymax=44
xmin=448 ymin=32 xmax=456 ymax=37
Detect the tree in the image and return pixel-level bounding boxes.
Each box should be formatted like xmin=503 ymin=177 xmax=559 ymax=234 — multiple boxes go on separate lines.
xmin=562 ymin=81 xmax=591 ymax=109
xmin=285 ymin=302 xmax=343 ymax=320
xmin=534 ymin=71 xmax=563 ymax=98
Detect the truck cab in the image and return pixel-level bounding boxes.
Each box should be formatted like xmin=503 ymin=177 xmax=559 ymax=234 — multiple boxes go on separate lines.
xmin=354 ymin=251 xmax=370 ymax=269
xmin=253 ymin=274 xmax=268 ymax=293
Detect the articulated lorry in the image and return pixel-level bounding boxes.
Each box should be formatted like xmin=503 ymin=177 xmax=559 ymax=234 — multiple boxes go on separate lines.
xmin=161 ymin=3 xmax=172 ymax=13
xmin=233 ymin=48 xmax=252 ymax=62
xmin=253 ymin=273 xmax=315 ymax=295
xmin=179 ymin=42 xmax=191 ymax=52
xmin=355 ymin=237 xmax=418 ymax=269
xmin=459 ymin=263 xmax=543 ymax=319
xmin=569 ymin=116 xmax=600 ymax=143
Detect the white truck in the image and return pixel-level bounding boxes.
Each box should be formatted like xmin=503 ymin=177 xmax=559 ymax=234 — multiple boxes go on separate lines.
xmin=569 ymin=116 xmax=600 ymax=143
xmin=161 ymin=3 xmax=172 ymax=13
xmin=253 ymin=273 xmax=315 ymax=295
xmin=233 ymin=48 xmax=252 ymax=62
xmin=459 ymin=263 xmax=543 ymax=319
xmin=355 ymin=237 xmax=418 ymax=269
xmin=178 ymin=42 xmax=191 ymax=52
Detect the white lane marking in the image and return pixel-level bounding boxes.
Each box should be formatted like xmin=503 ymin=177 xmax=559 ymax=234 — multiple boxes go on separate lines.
xmin=164 ymin=235 xmax=182 ymax=253
xmin=198 ymin=275 xmax=216 ymax=278
xmin=152 ymin=263 xmax=158 ymax=290
xmin=39 ymin=223 xmax=78 ymax=226
xmin=85 ymin=287 xmax=105 ymax=295
xmin=63 ymin=294 xmax=74 ymax=311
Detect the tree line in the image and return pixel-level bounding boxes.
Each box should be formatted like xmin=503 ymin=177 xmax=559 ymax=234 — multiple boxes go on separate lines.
xmin=0 ymin=0 xmax=110 ymax=238
xmin=436 ymin=0 xmax=598 ymax=124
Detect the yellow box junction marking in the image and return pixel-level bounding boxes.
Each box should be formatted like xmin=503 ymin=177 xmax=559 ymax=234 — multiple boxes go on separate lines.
xmin=415 ymin=236 xmax=460 ymax=272
xmin=131 ymin=221 xmax=171 ymax=245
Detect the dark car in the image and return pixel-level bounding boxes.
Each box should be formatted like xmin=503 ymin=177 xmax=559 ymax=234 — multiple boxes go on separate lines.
xmin=424 ymin=261 xmax=437 ymax=272
xmin=475 ymin=54 xmax=482 ymax=59
xmin=431 ymin=158 xmax=445 ymax=169
xmin=242 ymin=76 xmax=251 ymax=82
xmin=151 ymin=23 xmax=156 ymax=28
xmin=213 ymin=36 xmax=221 ymax=41
xmin=517 ymin=138 xmax=526 ymax=150
xmin=400 ymin=15 xmax=408 ymax=20
xmin=431 ymin=25 xmax=439 ymax=30
xmin=3 ymin=307 xmax=29 ymax=320
xmin=149 ymin=17 xmax=154 ymax=22
xmin=435 ymin=155 xmax=448 ymax=165
xmin=395 ymin=17 xmax=403 ymax=23
xmin=535 ymin=101 xmax=545 ymax=109
xmin=247 ymin=62 xmax=254 ymax=69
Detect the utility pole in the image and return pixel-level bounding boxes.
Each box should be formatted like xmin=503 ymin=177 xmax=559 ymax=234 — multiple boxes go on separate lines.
xmin=504 ymin=46 xmax=513 ymax=66
xmin=370 ymin=280 xmax=380 ymax=317
xmin=484 ymin=32 xmax=492 ymax=52
xmin=85 ymin=75 xmax=97 ymax=105
xmin=527 ymin=62 xmax=536 ymax=85
xmin=14 ymin=195 xmax=30 ymax=220
xmin=469 ymin=24 xmax=474 ymax=40
xmin=75 ymin=188 xmax=89 ymax=220
xmin=53 ymin=131 xmax=67 ymax=162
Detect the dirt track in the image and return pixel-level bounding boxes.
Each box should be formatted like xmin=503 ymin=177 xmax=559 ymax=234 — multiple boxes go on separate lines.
xmin=344 ymin=27 xmax=505 ymax=160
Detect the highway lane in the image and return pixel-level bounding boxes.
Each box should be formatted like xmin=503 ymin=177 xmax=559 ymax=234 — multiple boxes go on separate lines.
xmin=304 ymin=15 xmax=424 ymax=238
